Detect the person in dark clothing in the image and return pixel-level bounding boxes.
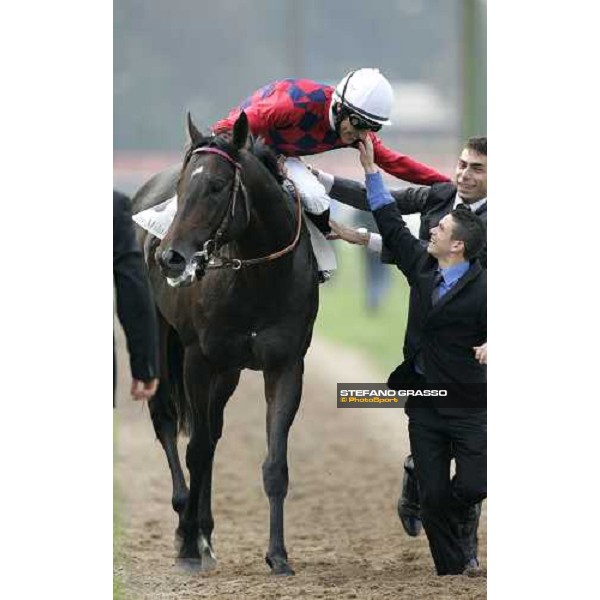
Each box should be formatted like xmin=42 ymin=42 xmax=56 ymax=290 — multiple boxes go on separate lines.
xmin=357 ymin=136 xmax=487 ymax=576
xmin=324 ymin=137 xmax=487 ymax=537
xmin=113 ymin=190 xmax=159 ymax=403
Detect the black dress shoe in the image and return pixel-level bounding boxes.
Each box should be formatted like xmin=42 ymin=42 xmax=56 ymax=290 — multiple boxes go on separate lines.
xmin=397 ymin=510 xmax=422 ymax=538
xmin=397 ymin=455 xmax=423 ymax=537
xmin=463 ymin=557 xmax=483 ymax=577
xmin=458 ymin=501 xmax=482 ymax=566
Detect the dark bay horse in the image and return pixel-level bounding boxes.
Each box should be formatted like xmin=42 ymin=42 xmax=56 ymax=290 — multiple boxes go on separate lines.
xmin=131 ymin=112 xmax=318 ymax=575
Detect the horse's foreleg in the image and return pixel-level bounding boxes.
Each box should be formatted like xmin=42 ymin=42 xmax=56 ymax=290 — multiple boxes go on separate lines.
xmin=262 ymin=360 xmax=304 ymax=576
xmin=194 ymin=369 xmax=241 ymax=571
xmin=175 ymin=344 xmax=214 ymax=569
xmin=176 ymin=346 xmax=229 ymax=570
xmin=149 ymin=314 xmax=188 ymax=522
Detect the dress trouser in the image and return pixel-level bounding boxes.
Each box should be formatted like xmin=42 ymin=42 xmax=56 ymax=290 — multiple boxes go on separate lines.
xmin=404 ymin=452 xmax=482 ymax=558
xmin=407 ymin=405 xmax=487 ymax=575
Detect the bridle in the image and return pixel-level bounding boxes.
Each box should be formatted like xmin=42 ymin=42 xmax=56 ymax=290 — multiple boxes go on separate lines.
xmin=188 ymin=146 xmax=249 ymax=270
xmin=177 ymin=145 xmax=303 ymax=281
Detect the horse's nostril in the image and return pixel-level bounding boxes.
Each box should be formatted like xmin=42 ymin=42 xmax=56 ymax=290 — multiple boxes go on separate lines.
xmin=163 ymin=249 xmax=186 ymax=267
xmin=159 ymin=248 xmax=187 ymax=277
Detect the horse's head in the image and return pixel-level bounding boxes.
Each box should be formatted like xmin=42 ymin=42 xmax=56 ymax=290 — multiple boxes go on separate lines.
xmin=157 ymin=112 xmax=253 ymax=286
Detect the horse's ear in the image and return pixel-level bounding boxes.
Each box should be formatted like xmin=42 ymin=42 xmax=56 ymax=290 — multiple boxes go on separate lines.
xmin=186 ymin=112 xmax=203 ymax=146
xmin=232 ymin=111 xmax=249 ymax=150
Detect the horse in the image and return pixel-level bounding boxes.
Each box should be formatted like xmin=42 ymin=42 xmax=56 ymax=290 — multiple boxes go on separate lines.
xmin=131 ymin=111 xmax=319 ymax=576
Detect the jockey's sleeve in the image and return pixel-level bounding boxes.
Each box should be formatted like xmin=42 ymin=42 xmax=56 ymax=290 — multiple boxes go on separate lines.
xmin=213 ymin=100 xmax=295 ymax=137
xmin=370 ymin=133 xmax=451 ymax=185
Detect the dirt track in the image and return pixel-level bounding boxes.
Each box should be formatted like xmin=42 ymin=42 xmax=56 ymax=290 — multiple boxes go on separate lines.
xmin=114 ymin=331 xmax=486 ymax=599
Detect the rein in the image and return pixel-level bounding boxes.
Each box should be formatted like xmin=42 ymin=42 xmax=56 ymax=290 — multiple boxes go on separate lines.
xmin=189 ymin=146 xmax=303 ymax=271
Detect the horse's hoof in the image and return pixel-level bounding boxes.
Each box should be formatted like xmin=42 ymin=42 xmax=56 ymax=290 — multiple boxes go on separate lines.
xmin=174 ymin=532 xmax=217 ymax=571
xmin=265 ymin=554 xmax=295 ymax=576
xmin=175 ymin=558 xmax=203 ymax=572
xmin=173 ymin=530 xmax=183 ymax=552
xmin=200 ymin=537 xmax=217 ymax=571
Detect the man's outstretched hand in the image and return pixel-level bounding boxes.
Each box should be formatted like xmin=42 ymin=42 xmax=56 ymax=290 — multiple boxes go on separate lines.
xmin=358 ymin=136 xmax=377 ymax=174
xmin=328 ymin=220 xmax=368 ymax=245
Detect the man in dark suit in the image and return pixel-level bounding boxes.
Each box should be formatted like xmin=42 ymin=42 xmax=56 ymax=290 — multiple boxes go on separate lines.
xmin=319 ymin=136 xmax=486 ymax=267
xmin=323 ymin=137 xmax=487 ymax=537
xmin=113 ymin=190 xmax=159 ymax=403
xmin=356 ymin=136 xmax=486 ymax=575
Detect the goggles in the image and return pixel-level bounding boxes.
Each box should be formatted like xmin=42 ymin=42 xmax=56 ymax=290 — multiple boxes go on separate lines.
xmin=348 ymin=112 xmax=382 ymax=133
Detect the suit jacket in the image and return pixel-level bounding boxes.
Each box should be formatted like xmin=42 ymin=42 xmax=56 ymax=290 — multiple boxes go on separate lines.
xmin=113 ymin=190 xmax=159 ymax=382
xmin=373 ymin=203 xmax=486 ymax=413
xmin=329 ymin=177 xmax=487 ymax=268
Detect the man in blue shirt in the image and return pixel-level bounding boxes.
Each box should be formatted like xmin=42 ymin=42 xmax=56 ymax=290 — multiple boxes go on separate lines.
xmin=358 ymin=137 xmax=487 ymax=576
xmin=327 ymin=137 xmax=487 ymax=539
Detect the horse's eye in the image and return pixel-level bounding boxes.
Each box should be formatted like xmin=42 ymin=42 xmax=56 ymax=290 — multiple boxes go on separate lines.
xmin=208 ymin=180 xmax=226 ymax=194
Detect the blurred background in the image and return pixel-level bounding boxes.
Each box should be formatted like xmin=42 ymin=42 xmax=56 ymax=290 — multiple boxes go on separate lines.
xmin=113 ymin=0 xmax=486 ymax=376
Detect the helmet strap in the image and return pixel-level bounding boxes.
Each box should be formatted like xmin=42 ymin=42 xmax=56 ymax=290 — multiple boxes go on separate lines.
xmin=333 ymin=103 xmax=351 ymax=135
xmin=333 ymin=70 xmax=356 ymax=135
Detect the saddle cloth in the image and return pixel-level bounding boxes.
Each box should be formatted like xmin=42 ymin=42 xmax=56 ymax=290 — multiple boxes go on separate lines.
xmin=132 ymin=195 xmax=177 ymax=241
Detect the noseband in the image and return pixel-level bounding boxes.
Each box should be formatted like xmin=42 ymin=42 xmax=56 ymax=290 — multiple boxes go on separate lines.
xmin=176 ymin=145 xmax=302 ymax=284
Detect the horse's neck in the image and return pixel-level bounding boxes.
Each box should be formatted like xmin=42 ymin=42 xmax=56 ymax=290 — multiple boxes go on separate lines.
xmin=237 ymin=177 xmax=296 ymax=257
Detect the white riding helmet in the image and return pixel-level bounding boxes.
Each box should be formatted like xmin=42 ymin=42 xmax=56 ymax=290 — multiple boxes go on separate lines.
xmin=333 ymin=68 xmax=394 ymax=126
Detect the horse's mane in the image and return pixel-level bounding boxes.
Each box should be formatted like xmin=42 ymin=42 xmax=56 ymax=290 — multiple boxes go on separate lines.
xmin=185 ymin=133 xmax=284 ymax=185
xmin=250 ymin=137 xmax=284 ymax=184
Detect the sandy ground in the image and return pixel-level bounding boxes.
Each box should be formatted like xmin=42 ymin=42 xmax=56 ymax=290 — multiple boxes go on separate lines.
xmin=114 ymin=330 xmax=486 ymax=599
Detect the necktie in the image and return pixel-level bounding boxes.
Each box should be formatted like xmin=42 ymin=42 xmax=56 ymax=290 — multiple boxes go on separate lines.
xmin=431 ymin=271 xmax=445 ymax=305
xmin=456 ymin=202 xmax=470 ymax=211
xmin=415 ymin=271 xmax=445 ymax=375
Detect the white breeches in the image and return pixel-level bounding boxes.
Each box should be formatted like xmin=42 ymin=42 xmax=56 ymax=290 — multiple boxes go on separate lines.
xmin=284 ymin=157 xmax=331 ymax=215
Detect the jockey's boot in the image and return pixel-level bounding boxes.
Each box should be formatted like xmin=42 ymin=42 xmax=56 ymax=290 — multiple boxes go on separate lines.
xmin=306 ymin=209 xmax=332 ymax=284
xmin=307 ymin=208 xmax=331 ymax=236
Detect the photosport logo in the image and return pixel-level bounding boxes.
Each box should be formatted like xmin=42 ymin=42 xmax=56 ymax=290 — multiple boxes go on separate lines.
xmin=336 ymin=384 xmax=486 ymax=409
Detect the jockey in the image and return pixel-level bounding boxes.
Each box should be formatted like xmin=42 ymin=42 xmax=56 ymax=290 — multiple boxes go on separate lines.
xmin=212 ymin=68 xmax=450 ymax=234
xmin=133 ymin=69 xmax=450 ymax=282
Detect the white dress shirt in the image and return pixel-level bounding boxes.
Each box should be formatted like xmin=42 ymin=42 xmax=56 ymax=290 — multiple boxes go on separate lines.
xmin=454 ymin=195 xmax=487 ymax=212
